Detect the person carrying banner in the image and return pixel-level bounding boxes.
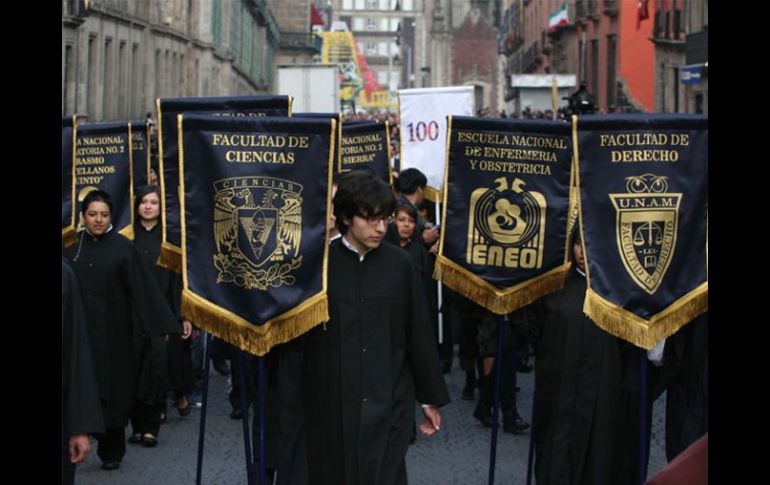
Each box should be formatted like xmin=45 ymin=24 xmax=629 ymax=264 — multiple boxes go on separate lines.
xmin=514 ymin=228 xmax=624 ymax=485
xmin=302 ymin=170 xmax=450 ymax=485
xmin=64 ymin=189 xmax=179 ymax=470
xmin=129 ymin=185 xmax=195 ymax=448
xmin=62 ymin=256 xmax=104 ymax=485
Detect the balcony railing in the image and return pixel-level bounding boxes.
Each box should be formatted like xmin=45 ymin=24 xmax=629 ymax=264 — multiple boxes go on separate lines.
xmin=279 ymin=32 xmax=322 ymax=53
xmin=603 ymin=0 xmax=618 ymax=17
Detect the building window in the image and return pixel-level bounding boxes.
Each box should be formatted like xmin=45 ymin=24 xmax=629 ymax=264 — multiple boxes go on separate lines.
xmin=606 ymin=34 xmax=617 ymax=109
xmin=366 ymin=42 xmax=377 ymax=55
xmin=366 ymin=18 xmax=377 ymax=30
xmin=132 ymin=43 xmax=141 ymax=118
xmin=87 ymin=35 xmax=98 ymax=119
xmin=212 ymin=0 xmax=222 ymax=46
xmin=118 ymin=41 xmax=126 ymax=118
xmin=353 ymin=17 xmax=365 ymax=31
xmin=343 ymin=0 xmax=353 ymax=9
xmin=367 ymin=0 xmax=377 ymax=9
xmin=103 ymin=37 xmax=113 ymax=119
xmin=354 ymin=0 xmax=365 ymax=10
xmin=63 ymin=44 xmax=73 ymax=115
xmin=591 ymin=39 xmax=599 ymax=102
xmin=403 ymin=0 xmax=414 ymax=11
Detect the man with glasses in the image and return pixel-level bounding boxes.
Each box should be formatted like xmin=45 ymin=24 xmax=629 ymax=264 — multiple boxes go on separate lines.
xmin=302 ymin=170 xmax=450 ymax=485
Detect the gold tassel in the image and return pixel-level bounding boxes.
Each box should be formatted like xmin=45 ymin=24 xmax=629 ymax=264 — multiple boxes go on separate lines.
xmin=583 ymin=282 xmax=708 ymax=350
xmin=158 ymin=242 xmax=183 ymax=273
xmin=62 ymin=227 xmax=78 ymax=248
xmin=434 ymin=257 xmax=570 ymax=315
xmin=119 ymin=224 xmax=135 ymax=241
xmin=181 ymin=289 xmax=329 ymax=356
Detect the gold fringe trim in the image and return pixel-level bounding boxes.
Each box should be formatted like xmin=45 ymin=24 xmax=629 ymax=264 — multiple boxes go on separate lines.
xmin=119 ymin=224 xmax=134 ymax=240
xmin=158 ymin=242 xmax=182 ymax=273
xmin=181 ymin=289 xmax=329 ymax=356
xmin=62 ymin=227 xmax=77 ymax=248
xmin=583 ymin=282 xmax=708 ymax=350
xmin=424 ymin=186 xmax=443 ymax=203
xmin=434 ymin=257 xmax=571 ymax=315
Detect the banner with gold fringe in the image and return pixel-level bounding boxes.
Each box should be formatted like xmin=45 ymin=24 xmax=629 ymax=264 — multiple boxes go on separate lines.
xmin=70 ymin=121 xmax=135 ymax=240
xmin=435 ymin=115 xmax=573 ymax=315
xmin=157 ymin=96 xmax=292 ymax=272
xmin=178 ymin=114 xmax=333 ymax=356
xmin=340 ymin=120 xmax=391 ymax=183
xmin=575 ymin=114 xmax=708 ymax=350
xmin=62 ymin=116 xmax=78 ymax=246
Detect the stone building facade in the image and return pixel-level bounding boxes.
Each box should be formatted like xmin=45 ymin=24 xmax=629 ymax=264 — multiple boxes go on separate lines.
xmin=62 ymin=0 xmax=281 ymax=122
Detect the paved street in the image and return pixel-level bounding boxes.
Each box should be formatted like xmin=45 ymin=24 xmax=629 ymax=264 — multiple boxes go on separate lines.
xmin=76 ymin=353 xmax=668 ymax=484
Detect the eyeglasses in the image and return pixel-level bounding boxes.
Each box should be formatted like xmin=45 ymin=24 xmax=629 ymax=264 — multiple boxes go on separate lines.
xmin=358 ymin=214 xmax=394 ymax=226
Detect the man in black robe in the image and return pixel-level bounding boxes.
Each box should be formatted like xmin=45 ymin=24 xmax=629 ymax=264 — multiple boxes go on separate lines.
xmin=515 ymin=229 xmax=623 ymax=485
xmin=302 ymin=170 xmax=450 ymax=485
xmin=62 ymin=256 xmax=104 ymax=485
xmin=64 ymin=190 xmax=179 ymax=470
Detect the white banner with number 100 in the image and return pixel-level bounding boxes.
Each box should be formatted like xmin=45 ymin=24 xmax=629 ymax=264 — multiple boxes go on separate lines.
xmin=398 ymin=86 xmax=474 ymax=193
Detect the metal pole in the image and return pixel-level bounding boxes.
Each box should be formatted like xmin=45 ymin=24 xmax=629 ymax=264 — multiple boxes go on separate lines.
xmin=195 ymin=333 xmax=213 ymax=485
xmin=436 ymin=201 xmax=443 ymax=344
xmin=486 ymin=316 xmax=506 ymax=485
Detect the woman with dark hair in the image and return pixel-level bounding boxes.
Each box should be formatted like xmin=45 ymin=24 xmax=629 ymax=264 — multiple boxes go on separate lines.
xmin=128 ymin=185 xmax=194 ymax=447
xmin=64 ymin=189 xmax=179 ymax=470
xmin=514 ymin=228 xmax=624 ymax=485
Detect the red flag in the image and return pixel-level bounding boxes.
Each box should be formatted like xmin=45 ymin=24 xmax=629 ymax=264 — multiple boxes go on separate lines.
xmin=637 ymin=0 xmax=649 ymax=29
xmin=311 ymin=3 xmax=324 ymax=26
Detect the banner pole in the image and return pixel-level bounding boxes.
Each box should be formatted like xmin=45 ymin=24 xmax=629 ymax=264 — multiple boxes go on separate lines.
xmin=486 ymin=315 xmax=505 ymax=485
xmin=195 ymin=333 xmax=213 ymax=485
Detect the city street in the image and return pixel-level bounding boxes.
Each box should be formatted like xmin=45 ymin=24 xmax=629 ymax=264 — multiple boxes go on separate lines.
xmin=76 ymin=351 xmax=668 ymax=484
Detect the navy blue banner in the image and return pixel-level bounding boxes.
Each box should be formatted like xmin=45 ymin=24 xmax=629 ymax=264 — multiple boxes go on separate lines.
xmin=436 ymin=116 xmax=573 ymax=314
xmin=73 ymin=121 xmax=134 ymax=237
xmin=62 ymin=116 xmax=77 ymax=244
xmin=575 ymin=114 xmax=708 ymax=349
xmin=179 ymin=114 xmax=333 ymax=355
xmin=157 ymin=95 xmax=292 ymax=272
xmin=131 ymin=120 xmax=150 ymax=187
xmin=340 ymin=120 xmax=391 ymax=183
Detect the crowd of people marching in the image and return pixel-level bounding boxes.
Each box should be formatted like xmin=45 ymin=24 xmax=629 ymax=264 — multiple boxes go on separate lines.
xmin=63 ymin=111 xmax=706 ymax=485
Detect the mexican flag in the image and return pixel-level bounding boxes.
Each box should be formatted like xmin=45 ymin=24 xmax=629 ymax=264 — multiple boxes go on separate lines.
xmin=548 ymin=3 xmax=568 ymax=32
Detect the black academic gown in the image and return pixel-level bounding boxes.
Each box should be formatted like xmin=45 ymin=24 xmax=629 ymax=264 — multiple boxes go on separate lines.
xmin=520 ymin=268 xmax=623 ymax=485
xmin=302 ymin=239 xmax=450 ymax=485
xmin=132 ymin=223 xmax=192 ymax=397
xmin=62 ymin=257 xmax=104 ymax=484
xmin=65 ymin=229 xmax=179 ymax=428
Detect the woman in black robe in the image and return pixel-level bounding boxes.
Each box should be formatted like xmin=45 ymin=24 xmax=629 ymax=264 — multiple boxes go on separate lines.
xmin=516 ymin=229 xmax=623 ymax=485
xmin=64 ymin=189 xmax=178 ymax=470
xmin=129 ymin=185 xmax=194 ymax=447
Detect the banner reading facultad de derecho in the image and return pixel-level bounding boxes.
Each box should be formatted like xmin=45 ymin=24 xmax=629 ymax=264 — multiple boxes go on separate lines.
xmin=435 ymin=116 xmax=573 ymax=314
xmin=62 ymin=116 xmax=77 ymax=246
xmin=179 ymin=114 xmax=333 ymax=356
xmin=575 ymin=114 xmax=708 ymax=349
xmin=157 ymin=95 xmax=292 ymax=272
xmin=71 ymin=121 xmax=134 ymax=239
xmin=340 ymin=120 xmax=391 ymax=183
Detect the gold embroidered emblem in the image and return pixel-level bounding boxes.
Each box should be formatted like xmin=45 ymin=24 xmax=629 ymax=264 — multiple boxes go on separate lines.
xmin=213 ymin=176 xmax=303 ymax=290
xmin=466 ymin=177 xmax=546 ymax=269
xmin=610 ymin=174 xmax=681 ymax=294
